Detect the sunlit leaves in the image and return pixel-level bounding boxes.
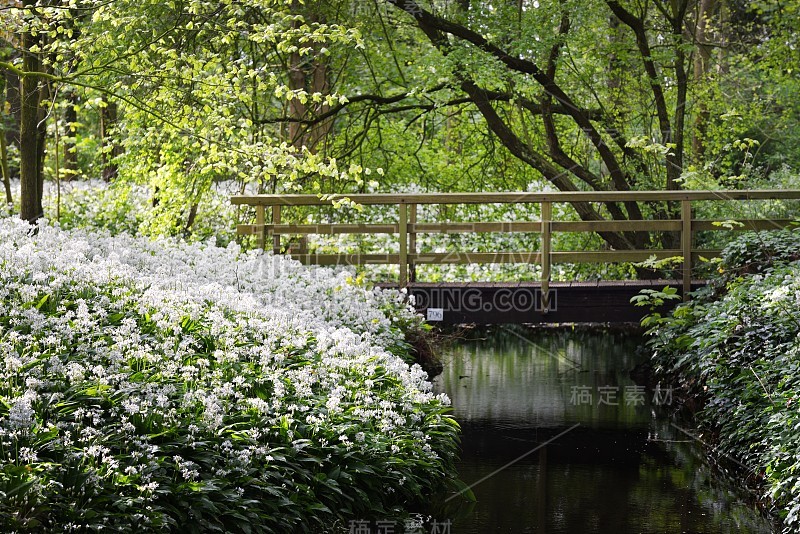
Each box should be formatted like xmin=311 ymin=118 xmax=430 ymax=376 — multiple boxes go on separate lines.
xmin=2 ymin=0 xmax=366 ymax=230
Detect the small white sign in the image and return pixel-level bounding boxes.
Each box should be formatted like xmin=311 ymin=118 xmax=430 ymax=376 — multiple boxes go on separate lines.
xmin=426 ymin=308 xmax=444 ymax=322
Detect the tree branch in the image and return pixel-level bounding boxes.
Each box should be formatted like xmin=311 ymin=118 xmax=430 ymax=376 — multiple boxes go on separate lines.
xmin=0 ymin=61 xmax=60 ymax=81
xmin=259 ymin=85 xmax=602 ymax=127
xmin=605 ymin=0 xmax=683 ymax=189
xmin=386 ymin=0 xmax=631 ymax=194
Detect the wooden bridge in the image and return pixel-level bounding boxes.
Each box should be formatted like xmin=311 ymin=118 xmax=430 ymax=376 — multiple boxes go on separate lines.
xmin=231 ymin=190 xmax=799 ymax=324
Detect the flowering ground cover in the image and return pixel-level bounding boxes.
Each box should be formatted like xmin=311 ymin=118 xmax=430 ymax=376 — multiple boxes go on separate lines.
xmin=0 ymin=217 xmax=459 ymax=532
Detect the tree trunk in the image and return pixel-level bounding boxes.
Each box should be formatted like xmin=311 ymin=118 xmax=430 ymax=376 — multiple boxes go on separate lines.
xmin=286 ymin=5 xmax=332 ymax=153
xmin=691 ymin=0 xmax=718 ymax=160
xmin=287 ymin=49 xmax=308 ymax=149
xmin=0 ymin=73 xmax=11 ymax=204
xmin=100 ymin=98 xmax=119 ymax=181
xmin=19 ymin=3 xmax=44 ymax=223
xmin=35 ymin=81 xmax=49 ymax=207
xmin=3 ymin=66 xmax=21 ymax=181
xmin=1 ymin=124 xmax=10 ymax=205
xmin=183 ymin=202 xmax=199 ymax=236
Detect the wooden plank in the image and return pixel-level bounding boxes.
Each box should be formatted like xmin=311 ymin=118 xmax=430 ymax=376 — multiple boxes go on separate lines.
xmin=409 ymin=204 xmax=417 ymax=283
xmin=291 ymin=250 xmax=721 ymax=266
xmin=293 ymin=254 xmax=398 ymax=265
xmin=231 ymin=190 xmax=800 ymax=206
xmin=551 ymin=250 xmax=683 ymax=263
xmin=246 ymin=223 xmax=400 ymax=235
xmin=411 ymin=222 xmax=542 ymax=233
xmin=241 ymin=220 xmax=694 ymax=234
xmin=551 ymin=220 xmax=682 ymax=232
xmin=409 ymin=252 xmax=543 ymax=264
xmin=260 ymin=248 xmax=721 ymax=265
xmin=399 ymin=203 xmax=408 ymax=287
xmin=692 ymin=219 xmax=796 ymax=231
xmin=237 ymin=224 xmax=255 ymax=235
xmin=682 ymin=200 xmax=692 ymax=301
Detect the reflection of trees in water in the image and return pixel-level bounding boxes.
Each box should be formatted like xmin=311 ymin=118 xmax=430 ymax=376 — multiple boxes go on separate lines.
xmin=437 ymin=327 xmax=647 ymax=427
xmin=431 ymin=328 xmax=777 ymax=533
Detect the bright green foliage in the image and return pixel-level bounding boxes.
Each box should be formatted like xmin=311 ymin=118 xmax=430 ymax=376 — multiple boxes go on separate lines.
xmin=3 ymin=0 xmax=800 ymax=257
xmin=2 ymin=0 xmax=366 ymax=232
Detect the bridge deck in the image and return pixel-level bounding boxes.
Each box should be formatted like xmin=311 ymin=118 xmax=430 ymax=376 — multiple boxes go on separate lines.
xmin=378 ymin=280 xmax=707 ymax=324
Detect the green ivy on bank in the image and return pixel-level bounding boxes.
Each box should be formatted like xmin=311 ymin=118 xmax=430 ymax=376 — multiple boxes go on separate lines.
xmin=645 ymin=228 xmax=800 ymax=531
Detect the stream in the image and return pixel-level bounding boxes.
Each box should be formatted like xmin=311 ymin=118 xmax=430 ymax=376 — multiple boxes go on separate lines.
xmin=431 ymin=327 xmax=777 ymax=533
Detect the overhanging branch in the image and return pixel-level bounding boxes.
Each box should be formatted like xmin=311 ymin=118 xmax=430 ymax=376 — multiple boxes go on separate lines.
xmin=385 ymin=0 xmax=631 ymax=193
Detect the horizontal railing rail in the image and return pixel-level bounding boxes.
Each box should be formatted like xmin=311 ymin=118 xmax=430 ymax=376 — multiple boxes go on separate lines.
xmin=232 ymin=190 xmax=800 ymax=205
xmin=231 ymin=190 xmax=800 ymax=311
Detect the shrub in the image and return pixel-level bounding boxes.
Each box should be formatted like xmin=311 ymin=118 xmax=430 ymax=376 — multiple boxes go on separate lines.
xmin=720 ymin=228 xmax=800 ymax=277
xmin=646 ymin=231 xmax=800 ymax=531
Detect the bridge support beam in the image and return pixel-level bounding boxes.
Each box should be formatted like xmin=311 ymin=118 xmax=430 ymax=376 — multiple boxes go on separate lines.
xmin=399 ymin=203 xmax=408 ymax=287
xmin=272 ymin=205 xmax=281 ymax=254
xmin=391 ymin=281 xmax=707 ymax=324
xmin=541 ymin=201 xmax=552 ymax=313
xmin=409 ymin=204 xmax=417 ymax=283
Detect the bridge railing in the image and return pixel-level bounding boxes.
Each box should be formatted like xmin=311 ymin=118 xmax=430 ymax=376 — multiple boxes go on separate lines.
xmin=231 ymin=190 xmax=800 ymax=309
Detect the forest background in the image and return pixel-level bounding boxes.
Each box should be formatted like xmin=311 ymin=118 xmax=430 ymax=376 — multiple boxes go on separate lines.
xmin=1 ymin=0 xmax=799 ymax=280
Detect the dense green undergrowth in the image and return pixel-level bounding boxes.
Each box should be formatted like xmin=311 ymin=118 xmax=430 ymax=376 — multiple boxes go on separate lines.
xmin=0 ymin=217 xmax=460 ymax=532
xmin=646 ymin=228 xmax=800 ymax=531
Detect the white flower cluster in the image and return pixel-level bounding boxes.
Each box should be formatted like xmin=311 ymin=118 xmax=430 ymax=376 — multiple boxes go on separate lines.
xmin=0 ymin=216 xmax=457 ymax=530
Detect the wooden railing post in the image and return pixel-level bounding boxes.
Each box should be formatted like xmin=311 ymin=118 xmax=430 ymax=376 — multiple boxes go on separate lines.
xmin=681 ymin=200 xmax=692 ymax=301
xmin=256 ymin=205 xmax=266 ymax=250
xmin=409 ymin=203 xmax=417 ymax=283
xmin=399 ymin=202 xmax=408 ymax=287
xmin=541 ymin=201 xmax=552 ymax=313
xmin=272 ymin=205 xmax=281 ymax=255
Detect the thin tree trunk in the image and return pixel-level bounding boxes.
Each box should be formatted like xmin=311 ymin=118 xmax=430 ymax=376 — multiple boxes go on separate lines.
xmin=669 ymin=0 xmax=690 ymax=192
xmin=692 ymin=0 xmax=717 ymax=160
xmin=1 ymin=126 xmax=10 ymax=205
xmin=19 ymin=2 xmax=44 ymax=223
xmin=0 ymin=73 xmax=11 ymax=204
xmin=3 ymin=66 xmax=21 ymax=181
xmin=183 ymin=203 xmax=199 ymax=236
xmin=54 ymin=117 xmax=60 ymax=221
xmin=35 ymin=81 xmax=49 ymax=209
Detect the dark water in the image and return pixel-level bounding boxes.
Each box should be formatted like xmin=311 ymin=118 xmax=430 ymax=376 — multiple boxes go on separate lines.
xmin=431 ymin=327 xmax=776 ymax=534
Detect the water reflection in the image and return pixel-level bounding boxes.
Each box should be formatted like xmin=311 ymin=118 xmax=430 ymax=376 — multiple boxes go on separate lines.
xmin=432 ymin=327 xmax=776 ymax=533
